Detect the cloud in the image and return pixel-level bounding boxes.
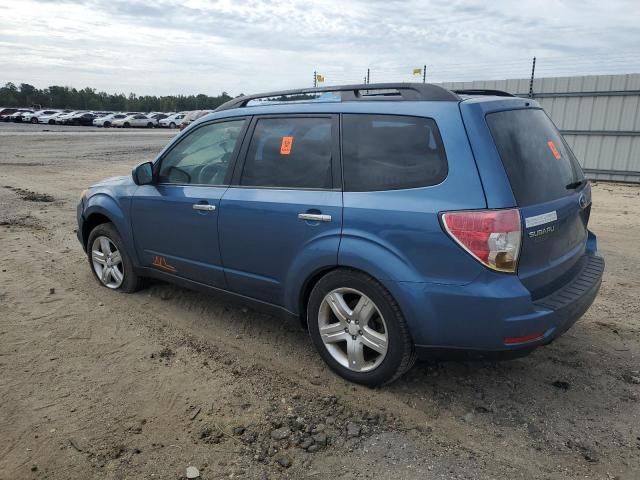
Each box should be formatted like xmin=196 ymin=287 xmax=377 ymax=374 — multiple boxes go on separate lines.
xmin=1 ymin=0 xmax=639 ymax=96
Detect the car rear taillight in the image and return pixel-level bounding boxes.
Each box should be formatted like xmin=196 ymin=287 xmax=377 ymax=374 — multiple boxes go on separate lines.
xmin=441 ymin=209 xmax=521 ymax=273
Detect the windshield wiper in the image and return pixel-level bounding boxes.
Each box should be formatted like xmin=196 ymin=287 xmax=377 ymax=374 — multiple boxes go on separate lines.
xmin=566 ymin=179 xmax=586 ymax=190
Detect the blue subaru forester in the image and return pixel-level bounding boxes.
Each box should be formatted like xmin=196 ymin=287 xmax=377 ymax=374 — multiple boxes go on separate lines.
xmin=77 ymin=83 xmax=604 ymax=386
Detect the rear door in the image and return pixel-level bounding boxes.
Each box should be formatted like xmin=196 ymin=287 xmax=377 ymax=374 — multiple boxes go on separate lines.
xmin=485 ymin=108 xmax=590 ymax=298
xmin=218 ymin=114 xmax=342 ymax=307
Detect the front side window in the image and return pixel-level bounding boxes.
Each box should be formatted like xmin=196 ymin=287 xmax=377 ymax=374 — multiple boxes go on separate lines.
xmin=158 ymin=119 xmax=246 ymax=185
xmin=240 ymin=117 xmax=333 ymax=189
xmin=342 ymin=114 xmax=448 ymax=191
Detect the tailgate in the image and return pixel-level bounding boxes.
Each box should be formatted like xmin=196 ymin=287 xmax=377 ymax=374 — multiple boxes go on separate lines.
xmin=485 ymin=108 xmax=591 ymax=298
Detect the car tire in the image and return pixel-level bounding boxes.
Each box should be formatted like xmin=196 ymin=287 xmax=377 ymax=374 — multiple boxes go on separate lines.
xmin=147 ymin=122 xmax=154 ymax=128
xmin=307 ymin=269 xmax=416 ymax=386
xmin=104 ymin=121 xmax=111 ymax=128
xmin=48 ymin=120 xmax=55 ymax=124
xmin=169 ymin=122 xmax=176 ymax=129
xmin=87 ymin=222 xmax=142 ymax=293
xmin=31 ymin=117 xmax=38 ymax=124
xmin=124 ymin=122 xmax=130 ymax=128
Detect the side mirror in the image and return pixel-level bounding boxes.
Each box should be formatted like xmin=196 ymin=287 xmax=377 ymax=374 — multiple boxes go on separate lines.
xmin=132 ymin=161 xmax=154 ymax=185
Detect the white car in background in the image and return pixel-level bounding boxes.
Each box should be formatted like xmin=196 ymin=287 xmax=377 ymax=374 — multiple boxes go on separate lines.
xmin=23 ymin=110 xmax=60 ymax=124
xmin=8 ymin=110 xmax=33 ymax=122
xmin=111 ymin=114 xmax=155 ymax=128
xmin=148 ymin=112 xmax=171 ymax=125
xmin=93 ymin=113 xmax=127 ymax=127
xmin=55 ymin=111 xmax=83 ymax=124
xmin=159 ymin=112 xmax=186 ymax=128
xmin=37 ymin=111 xmax=66 ymax=124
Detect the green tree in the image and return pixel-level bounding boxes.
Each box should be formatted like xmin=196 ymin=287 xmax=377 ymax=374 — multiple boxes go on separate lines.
xmin=0 ymin=82 xmax=234 ymax=112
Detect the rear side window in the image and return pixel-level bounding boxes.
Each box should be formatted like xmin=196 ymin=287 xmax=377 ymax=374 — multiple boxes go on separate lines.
xmin=240 ymin=117 xmax=333 ymax=189
xmin=486 ymin=109 xmax=585 ymax=206
xmin=342 ymin=114 xmax=448 ymax=192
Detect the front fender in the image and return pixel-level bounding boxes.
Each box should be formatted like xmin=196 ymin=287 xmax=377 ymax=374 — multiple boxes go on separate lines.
xmin=84 ymin=193 xmax=139 ymax=267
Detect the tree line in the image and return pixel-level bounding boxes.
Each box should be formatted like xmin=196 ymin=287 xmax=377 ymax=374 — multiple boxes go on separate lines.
xmin=0 ymin=82 xmax=235 ymax=112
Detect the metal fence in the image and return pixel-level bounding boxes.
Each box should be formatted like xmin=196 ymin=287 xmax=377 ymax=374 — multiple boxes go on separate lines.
xmin=438 ymin=74 xmax=640 ymax=183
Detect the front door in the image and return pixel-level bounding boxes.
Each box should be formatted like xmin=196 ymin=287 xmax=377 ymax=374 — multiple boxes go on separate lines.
xmin=218 ymin=115 xmax=342 ymax=307
xmin=131 ymin=117 xmax=248 ymax=287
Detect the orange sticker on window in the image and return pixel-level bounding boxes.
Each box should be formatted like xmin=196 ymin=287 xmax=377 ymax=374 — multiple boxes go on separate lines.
xmin=547 ymin=140 xmax=561 ymax=160
xmin=280 ymin=136 xmax=293 ymax=155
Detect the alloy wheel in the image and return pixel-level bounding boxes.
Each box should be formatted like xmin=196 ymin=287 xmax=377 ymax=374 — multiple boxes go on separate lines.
xmin=91 ymin=236 xmax=124 ymax=289
xmin=318 ymin=288 xmax=388 ymax=372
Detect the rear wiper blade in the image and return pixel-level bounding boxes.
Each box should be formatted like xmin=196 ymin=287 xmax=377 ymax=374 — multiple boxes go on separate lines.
xmin=566 ymin=180 xmax=586 ymax=190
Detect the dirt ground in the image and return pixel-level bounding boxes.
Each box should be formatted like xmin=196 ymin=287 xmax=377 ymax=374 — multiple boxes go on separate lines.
xmin=1 ymin=122 xmax=639 ymax=480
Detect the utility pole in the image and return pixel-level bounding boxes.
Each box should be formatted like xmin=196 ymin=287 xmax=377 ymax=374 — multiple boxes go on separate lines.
xmin=366 ymin=68 xmax=370 ymax=85
xmin=528 ymin=57 xmax=536 ymax=98
xmin=313 ymin=70 xmax=317 ymax=88
xmin=423 ymin=65 xmax=426 ymax=83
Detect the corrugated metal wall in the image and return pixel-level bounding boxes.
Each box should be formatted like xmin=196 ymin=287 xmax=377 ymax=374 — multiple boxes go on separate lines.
xmin=439 ymin=74 xmax=640 ymax=182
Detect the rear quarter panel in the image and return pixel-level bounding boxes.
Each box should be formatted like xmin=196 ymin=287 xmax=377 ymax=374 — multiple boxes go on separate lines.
xmin=338 ymin=102 xmax=488 ymax=285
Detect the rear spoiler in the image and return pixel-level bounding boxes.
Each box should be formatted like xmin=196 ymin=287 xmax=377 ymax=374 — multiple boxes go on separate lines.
xmin=453 ymin=89 xmax=514 ymax=97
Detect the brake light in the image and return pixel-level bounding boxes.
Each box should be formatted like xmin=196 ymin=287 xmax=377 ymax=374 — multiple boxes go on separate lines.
xmin=441 ymin=209 xmax=521 ymax=272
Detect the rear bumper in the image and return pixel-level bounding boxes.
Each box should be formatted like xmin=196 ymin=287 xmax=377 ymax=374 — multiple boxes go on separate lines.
xmin=383 ymin=250 xmax=604 ymax=356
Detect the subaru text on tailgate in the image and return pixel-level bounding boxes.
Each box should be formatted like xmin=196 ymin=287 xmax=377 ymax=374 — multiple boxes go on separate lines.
xmin=76 ymin=83 xmax=604 ymax=386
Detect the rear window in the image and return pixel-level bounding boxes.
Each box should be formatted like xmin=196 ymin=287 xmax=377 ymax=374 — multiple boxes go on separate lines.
xmin=342 ymin=114 xmax=447 ymax=191
xmin=486 ymin=109 xmax=584 ymax=206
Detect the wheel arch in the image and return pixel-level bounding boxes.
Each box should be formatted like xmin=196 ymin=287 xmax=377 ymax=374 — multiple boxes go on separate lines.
xmin=297 ymin=265 xmax=389 ymax=328
xmin=82 ymin=194 xmax=139 ymax=266
xmin=82 ymin=212 xmax=112 ymax=250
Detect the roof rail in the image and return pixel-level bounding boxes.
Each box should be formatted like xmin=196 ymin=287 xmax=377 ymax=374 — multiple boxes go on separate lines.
xmin=215 ymin=83 xmax=460 ymax=111
xmin=453 ymin=89 xmax=514 ymax=97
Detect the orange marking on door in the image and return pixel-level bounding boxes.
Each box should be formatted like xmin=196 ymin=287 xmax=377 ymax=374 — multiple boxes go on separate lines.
xmin=152 ymin=255 xmax=177 ymax=272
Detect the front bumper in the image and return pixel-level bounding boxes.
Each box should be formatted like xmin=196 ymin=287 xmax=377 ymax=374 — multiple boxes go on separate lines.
xmin=76 ymin=201 xmax=86 ymax=251
xmin=384 ymin=250 xmax=604 ymax=356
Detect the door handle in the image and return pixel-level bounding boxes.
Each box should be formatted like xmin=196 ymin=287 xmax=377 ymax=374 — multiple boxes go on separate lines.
xmin=298 ymin=213 xmax=331 ymax=222
xmin=193 ymin=204 xmax=216 ymax=211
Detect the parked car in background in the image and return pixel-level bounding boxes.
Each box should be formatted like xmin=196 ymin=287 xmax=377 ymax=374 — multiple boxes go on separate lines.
xmin=148 ymin=113 xmax=170 ymax=125
xmin=112 ymin=114 xmax=155 ymax=128
xmin=76 ymin=83 xmax=604 ymax=386
xmin=70 ymin=112 xmax=96 ymax=126
xmin=23 ymin=109 xmax=61 ymax=124
xmin=179 ymin=110 xmax=211 ymax=130
xmin=37 ymin=111 xmax=66 ymax=124
xmin=94 ymin=113 xmax=127 ymax=127
xmin=0 ymin=108 xmax=19 ymax=121
xmin=159 ymin=112 xmax=186 ymax=128
xmin=55 ymin=111 xmax=83 ymax=124
xmin=8 ymin=110 xmax=33 ymax=122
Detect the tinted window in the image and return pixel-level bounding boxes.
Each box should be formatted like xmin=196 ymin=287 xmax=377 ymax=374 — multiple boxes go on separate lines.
xmin=342 ymin=114 xmax=448 ymax=191
xmin=240 ymin=117 xmax=333 ymax=189
xmin=486 ymin=109 xmax=585 ymax=206
xmin=158 ymin=119 xmax=246 ymax=185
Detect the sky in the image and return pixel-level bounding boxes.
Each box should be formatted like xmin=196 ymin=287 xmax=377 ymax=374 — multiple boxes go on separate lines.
xmin=1 ymin=0 xmax=639 ymax=97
